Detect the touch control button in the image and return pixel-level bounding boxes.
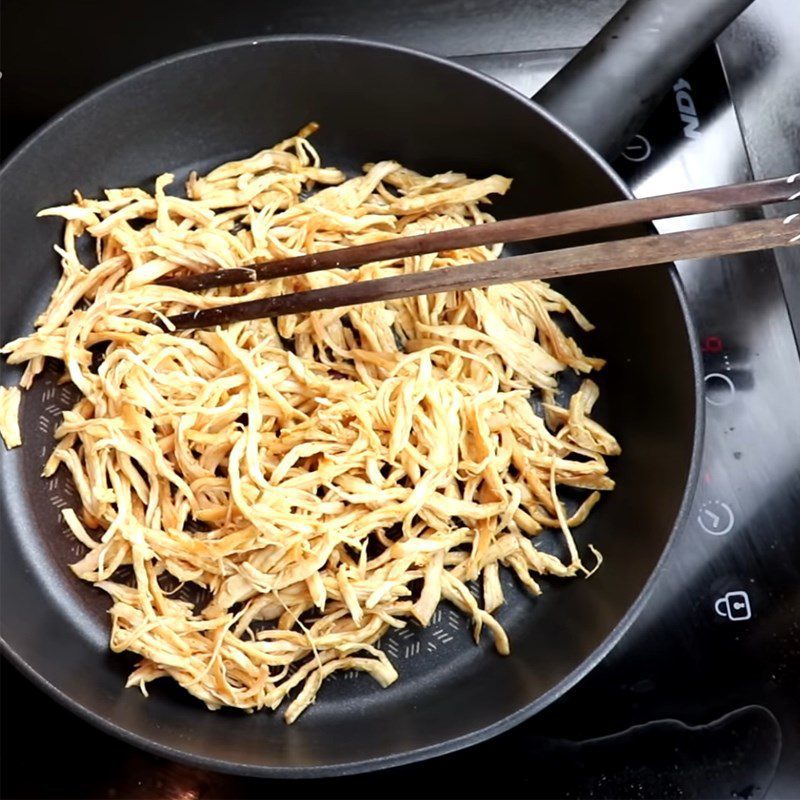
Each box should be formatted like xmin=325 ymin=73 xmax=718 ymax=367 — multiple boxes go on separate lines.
xmin=621 ymin=134 xmax=652 ymax=162
xmin=704 ymin=372 xmax=735 ymax=406
xmin=714 ymin=590 xmax=752 ymax=621
xmin=697 ymin=500 xmax=735 ymax=536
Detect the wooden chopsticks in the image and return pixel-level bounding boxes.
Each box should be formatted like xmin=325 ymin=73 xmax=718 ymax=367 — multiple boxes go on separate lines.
xmin=166 ymin=216 xmax=798 ymax=329
xmin=162 ymin=174 xmax=800 ymax=330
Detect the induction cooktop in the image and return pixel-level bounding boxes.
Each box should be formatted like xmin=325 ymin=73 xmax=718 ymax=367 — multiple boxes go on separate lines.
xmin=1 ymin=7 xmax=799 ymax=800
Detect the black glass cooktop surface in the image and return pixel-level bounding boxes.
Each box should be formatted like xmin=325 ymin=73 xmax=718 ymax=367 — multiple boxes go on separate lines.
xmin=2 ymin=5 xmax=799 ymax=799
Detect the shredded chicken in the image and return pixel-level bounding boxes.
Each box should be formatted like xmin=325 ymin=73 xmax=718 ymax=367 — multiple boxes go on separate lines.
xmin=1 ymin=124 xmax=619 ymax=721
xmin=0 ymin=386 xmax=22 ymax=449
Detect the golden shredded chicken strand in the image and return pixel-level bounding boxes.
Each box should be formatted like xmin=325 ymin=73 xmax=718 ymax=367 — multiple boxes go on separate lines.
xmin=0 ymin=386 xmax=22 ymax=449
xmin=1 ymin=125 xmax=620 ymax=722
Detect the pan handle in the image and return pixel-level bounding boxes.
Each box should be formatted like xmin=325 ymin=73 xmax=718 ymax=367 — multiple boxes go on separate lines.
xmin=533 ymin=0 xmax=754 ymax=160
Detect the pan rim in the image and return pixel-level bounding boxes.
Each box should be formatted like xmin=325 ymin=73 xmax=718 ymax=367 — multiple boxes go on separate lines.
xmin=0 ymin=32 xmax=705 ymax=778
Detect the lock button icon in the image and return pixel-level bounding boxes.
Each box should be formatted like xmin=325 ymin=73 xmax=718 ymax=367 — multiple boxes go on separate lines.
xmin=714 ymin=590 xmax=752 ymax=621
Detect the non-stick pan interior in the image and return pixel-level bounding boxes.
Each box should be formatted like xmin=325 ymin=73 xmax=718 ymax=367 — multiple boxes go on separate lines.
xmin=0 ymin=37 xmax=699 ymax=775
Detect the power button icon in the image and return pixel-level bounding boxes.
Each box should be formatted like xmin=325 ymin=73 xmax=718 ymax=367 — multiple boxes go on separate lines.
xmin=621 ymin=134 xmax=652 ymax=162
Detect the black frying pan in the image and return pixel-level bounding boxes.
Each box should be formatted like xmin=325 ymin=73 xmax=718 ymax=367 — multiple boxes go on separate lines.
xmin=0 ymin=0 xmax=750 ymax=777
